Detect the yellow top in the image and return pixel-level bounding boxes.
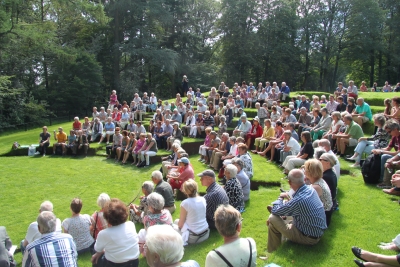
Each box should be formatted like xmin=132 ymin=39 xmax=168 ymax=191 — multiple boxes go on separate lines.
xmin=262 ymin=126 xmax=275 ymax=140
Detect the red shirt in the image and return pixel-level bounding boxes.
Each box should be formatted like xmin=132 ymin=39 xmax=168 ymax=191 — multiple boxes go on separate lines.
xmin=388 ymin=135 xmax=400 ymax=151
xmin=72 ymin=121 xmax=81 ymax=130
xmin=112 ymin=112 xmax=121 ymax=122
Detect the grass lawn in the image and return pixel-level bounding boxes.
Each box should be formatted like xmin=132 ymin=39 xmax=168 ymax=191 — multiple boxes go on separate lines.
xmin=1 ymin=152 xmax=400 ymax=267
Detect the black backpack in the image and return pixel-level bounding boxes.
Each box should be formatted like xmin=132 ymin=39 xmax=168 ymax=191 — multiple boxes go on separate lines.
xmin=361 ymin=154 xmax=381 ymax=184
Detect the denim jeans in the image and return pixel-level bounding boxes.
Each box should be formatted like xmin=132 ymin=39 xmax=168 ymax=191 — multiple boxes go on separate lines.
xmin=380 ymin=154 xmax=393 ymax=181
xmin=354 ymin=140 xmax=374 ymax=163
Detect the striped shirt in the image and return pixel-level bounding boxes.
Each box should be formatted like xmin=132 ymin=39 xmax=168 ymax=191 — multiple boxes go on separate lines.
xmin=271 ymin=184 xmax=327 ymax=238
xmin=203 ymin=115 xmax=215 ymax=128
xmin=204 ymin=182 xmax=229 ymax=222
xmin=23 ymin=232 xmax=77 ymax=267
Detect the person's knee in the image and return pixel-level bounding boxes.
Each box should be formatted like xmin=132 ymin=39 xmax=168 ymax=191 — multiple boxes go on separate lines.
xmin=268 ymin=214 xmax=282 ymax=229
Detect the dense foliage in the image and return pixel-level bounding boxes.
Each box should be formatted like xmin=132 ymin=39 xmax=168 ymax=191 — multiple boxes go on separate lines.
xmin=1 ymin=0 xmax=400 ymax=126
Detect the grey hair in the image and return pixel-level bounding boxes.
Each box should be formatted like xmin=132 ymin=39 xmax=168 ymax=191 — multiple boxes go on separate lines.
xmin=146 ymin=225 xmax=184 ymax=265
xmin=220 ymin=115 xmax=226 ymax=122
xmin=229 ymin=136 xmax=237 ymax=142
xmin=151 ymin=171 xmax=163 ymax=181
xmin=147 ymin=192 xmax=165 ymax=212
xmin=373 ymin=113 xmax=386 ymax=127
xmin=180 ymin=152 xmax=189 ymax=158
xmin=344 ymin=114 xmax=353 ymax=122
xmin=37 ymin=211 xmax=57 ymax=234
xmin=173 ymin=140 xmax=181 ymax=146
xmin=320 ymin=152 xmax=337 ymax=168
xmin=231 ymin=158 xmax=244 ymax=170
xmin=225 ymin=164 xmax=238 ymax=178
xmin=288 ymin=169 xmax=305 ymax=186
xmin=97 ymin=193 xmax=111 ymax=209
xmin=300 ymin=107 xmax=307 ymax=111
xmin=283 ymin=130 xmax=292 ymax=136
xmin=222 ymin=132 xmax=229 ymax=138
xmin=318 ymin=139 xmax=330 ymax=149
xmin=171 ymin=143 xmax=181 ymax=150
xmin=40 ymin=201 xmax=54 ymax=212
xmin=142 ymin=181 xmax=154 ymax=194
xmin=240 ymin=115 xmax=247 ymax=120
xmin=312 ymin=139 xmax=320 ymax=148
xmin=205 ymin=110 xmax=210 ymax=115
xmin=313 ymin=147 xmax=326 ymax=160
xmin=321 ymin=107 xmax=328 ymax=113
xmin=385 ymin=119 xmax=400 ymax=131
xmin=331 ymin=111 xmax=341 ymax=120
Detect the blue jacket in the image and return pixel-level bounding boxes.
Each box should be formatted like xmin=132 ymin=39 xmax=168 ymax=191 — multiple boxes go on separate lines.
xmin=281 ymin=86 xmax=290 ymax=95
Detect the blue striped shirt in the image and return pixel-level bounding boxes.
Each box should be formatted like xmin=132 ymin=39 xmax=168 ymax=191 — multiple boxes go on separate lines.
xmin=204 ymin=182 xmax=229 ymax=222
xmin=23 ymin=232 xmax=77 ymax=267
xmin=271 ymin=184 xmax=327 ymax=237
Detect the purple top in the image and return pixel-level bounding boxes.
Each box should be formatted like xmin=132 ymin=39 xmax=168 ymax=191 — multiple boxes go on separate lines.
xmin=133 ymin=138 xmax=145 ymax=153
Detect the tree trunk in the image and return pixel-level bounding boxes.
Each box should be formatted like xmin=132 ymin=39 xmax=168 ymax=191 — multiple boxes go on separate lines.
xmin=369 ymin=49 xmax=375 ymax=87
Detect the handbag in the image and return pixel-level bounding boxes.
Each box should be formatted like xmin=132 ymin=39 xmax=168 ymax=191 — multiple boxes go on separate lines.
xmin=137 ymin=161 xmax=146 ymax=168
xmin=28 ymin=145 xmax=36 ymax=156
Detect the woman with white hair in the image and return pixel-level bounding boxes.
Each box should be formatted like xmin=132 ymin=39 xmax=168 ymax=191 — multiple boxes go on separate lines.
xmin=138 ymin=193 xmax=173 ymax=255
xmin=198 ymin=127 xmax=212 ymax=162
xmin=72 ymin=117 xmax=81 ymax=132
xmin=130 ymin=181 xmax=154 ymax=224
xmin=139 ymin=133 xmax=158 ymax=167
xmin=304 ymin=159 xmax=333 ymax=227
xmin=231 ymin=158 xmax=250 ymax=202
xmin=173 ymin=180 xmax=209 ymax=245
xmin=347 ymin=113 xmax=389 ymax=167
xmin=224 ymin=164 xmax=245 ymax=212
xmin=119 ymin=108 xmax=130 ymax=130
xmin=91 ymin=193 xmax=111 ymax=240
xmin=319 ymin=152 xmax=338 ymax=222
xmin=217 ymin=115 xmax=227 ymax=137
xmin=205 ymin=205 xmax=256 ymax=267
xmin=146 ymin=225 xmax=200 ymax=267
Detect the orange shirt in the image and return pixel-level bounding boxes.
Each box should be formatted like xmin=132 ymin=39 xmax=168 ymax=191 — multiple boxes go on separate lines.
xmin=56 ymin=132 xmax=68 ymax=143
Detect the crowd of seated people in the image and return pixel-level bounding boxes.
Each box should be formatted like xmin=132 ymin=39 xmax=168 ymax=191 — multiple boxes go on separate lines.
xmin=21 ymin=80 xmax=400 ymax=267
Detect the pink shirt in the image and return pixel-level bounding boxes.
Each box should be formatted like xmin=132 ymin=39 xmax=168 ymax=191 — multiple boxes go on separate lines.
xmin=177 ymin=165 xmax=194 ymax=187
xmin=110 ymin=94 xmax=117 ymax=105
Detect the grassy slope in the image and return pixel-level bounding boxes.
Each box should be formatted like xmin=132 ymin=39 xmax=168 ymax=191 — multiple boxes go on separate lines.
xmin=1 ymin=154 xmax=399 ymax=267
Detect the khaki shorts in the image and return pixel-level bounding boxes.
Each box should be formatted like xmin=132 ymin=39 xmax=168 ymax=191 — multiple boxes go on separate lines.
xmin=349 ymin=138 xmax=358 ymax=147
xmin=361 ymin=116 xmax=370 ymax=123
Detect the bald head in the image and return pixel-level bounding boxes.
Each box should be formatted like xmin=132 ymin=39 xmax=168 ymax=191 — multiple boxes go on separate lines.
xmin=288 ymin=169 xmax=305 ymax=188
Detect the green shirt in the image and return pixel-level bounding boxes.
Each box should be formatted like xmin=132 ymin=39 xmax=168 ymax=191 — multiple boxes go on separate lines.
xmin=345 ymin=121 xmax=364 ymax=139
xmin=355 ymin=103 xmax=372 ymax=120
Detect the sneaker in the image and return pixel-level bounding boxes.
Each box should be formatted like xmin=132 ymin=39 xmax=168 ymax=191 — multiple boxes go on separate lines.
xmin=346 ymin=155 xmax=357 ymax=161
xmin=43 ymin=153 xmax=46 ymax=157
xmin=34 ymin=151 xmax=40 ymax=155
xmin=351 ymin=163 xmax=360 ymax=168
